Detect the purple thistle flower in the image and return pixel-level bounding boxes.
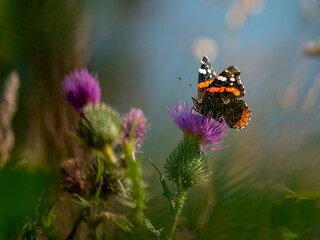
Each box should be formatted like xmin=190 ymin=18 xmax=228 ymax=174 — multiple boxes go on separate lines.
xmin=62 ymin=68 xmax=101 ymax=113
xmin=167 ymin=102 xmax=229 ymax=151
xmin=121 ymin=108 xmax=149 ymax=149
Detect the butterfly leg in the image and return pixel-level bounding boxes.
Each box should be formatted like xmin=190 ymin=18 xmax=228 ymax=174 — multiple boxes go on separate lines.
xmin=222 ymin=98 xmax=230 ymax=104
xmin=191 ymin=97 xmax=199 ymax=113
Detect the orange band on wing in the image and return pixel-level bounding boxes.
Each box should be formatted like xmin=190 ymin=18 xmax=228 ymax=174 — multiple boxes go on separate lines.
xmin=198 ymin=80 xmax=214 ymax=89
xmin=208 ymin=87 xmax=219 ymax=94
xmin=219 ymin=86 xmax=226 ymax=92
xmin=208 ymin=86 xmax=227 ymax=96
xmin=234 ymin=108 xmax=251 ymax=129
xmin=226 ymin=87 xmax=241 ymax=96
xmin=207 ymin=86 xmax=241 ymax=97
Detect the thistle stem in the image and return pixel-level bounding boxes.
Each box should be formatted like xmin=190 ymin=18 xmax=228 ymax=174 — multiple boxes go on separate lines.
xmin=95 ymin=156 xmax=104 ymax=198
xmin=94 ymin=155 xmax=101 ymax=186
xmin=104 ymin=144 xmax=117 ymax=164
xmin=124 ymin=144 xmax=145 ymax=225
xmin=168 ymin=187 xmax=185 ymax=240
xmin=94 ymin=225 xmax=102 ymax=240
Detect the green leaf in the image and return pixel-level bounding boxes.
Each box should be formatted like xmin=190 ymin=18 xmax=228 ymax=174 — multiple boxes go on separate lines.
xmin=104 ymin=212 xmax=133 ymax=234
xmin=279 ymin=227 xmax=299 ymax=240
xmin=114 ymin=217 xmax=133 ymax=234
xmin=149 ymin=159 xmax=175 ymax=215
xmin=286 ymin=190 xmax=320 ymax=200
xmin=0 ymin=161 xmax=50 ymax=238
xmin=141 ymin=212 xmax=162 ymax=239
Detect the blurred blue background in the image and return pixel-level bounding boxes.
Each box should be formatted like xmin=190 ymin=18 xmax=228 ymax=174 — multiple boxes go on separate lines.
xmin=1 ymin=0 xmax=320 ymax=239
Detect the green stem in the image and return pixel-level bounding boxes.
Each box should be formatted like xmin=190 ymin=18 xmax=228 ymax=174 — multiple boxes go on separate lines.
xmin=45 ymin=201 xmax=58 ymax=229
xmin=168 ymin=187 xmax=185 ymax=240
xmin=95 ymin=156 xmax=104 ymax=198
xmin=104 ymin=144 xmax=117 ymax=164
xmin=95 ymin=225 xmax=102 ymax=240
xmin=94 ymin=155 xmax=101 ymax=186
xmin=124 ymin=144 xmax=145 ymax=225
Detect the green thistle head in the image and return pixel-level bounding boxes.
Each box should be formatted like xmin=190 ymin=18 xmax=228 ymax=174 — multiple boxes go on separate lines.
xmin=77 ymin=103 xmax=121 ymax=151
xmin=164 ymin=134 xmax=209 ymax=190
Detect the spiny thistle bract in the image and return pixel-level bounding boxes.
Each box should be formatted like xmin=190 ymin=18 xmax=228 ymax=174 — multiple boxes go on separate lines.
xmin=164 ymin=134 xmax=209 ymax=190
xmin=60 ymin=158 xmax=88 ymax=196
xmin=88 ymin=158 xmax=122 ymax=199
xmin=77 ymin=103 xmax=121 ymax=151
xmin=60 ymin=157 xmax=122 ymax=199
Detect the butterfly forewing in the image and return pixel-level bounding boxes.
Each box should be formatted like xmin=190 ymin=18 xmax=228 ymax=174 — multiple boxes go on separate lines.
xmin=197 ymin=56 xmax=217 ymax=101
xmin=198 ymin=56 xmax=216 ymax=84
xmin=206 ymin=66 xmax=245 ymax=98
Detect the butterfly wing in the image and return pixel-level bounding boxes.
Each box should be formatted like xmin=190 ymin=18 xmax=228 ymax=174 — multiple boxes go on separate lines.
xmin=200 ymin=97 xmax=251 ymax=130
xmin=197 ymin=56 xmax=217 ymax=101
xmin=221 ymin=99 xmax=251 ymax=129
xmin=207 ymin=66 xmax=245 ymax=99
xmin=198 ymin=56 xmax=216 ymax=84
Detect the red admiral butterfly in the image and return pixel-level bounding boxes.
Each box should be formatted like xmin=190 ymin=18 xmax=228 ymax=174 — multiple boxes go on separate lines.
xmin=192 ymin=56 xmax=251 ymax=129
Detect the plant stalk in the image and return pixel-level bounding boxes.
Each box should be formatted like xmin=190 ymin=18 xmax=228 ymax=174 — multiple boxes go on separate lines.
xmin=168 ymin=187 xmax=185 ymax=240
xmin=124 ymin=143 xmax=145 ymax=225
xmin=95 ymin=156 xmax=104 ymax=198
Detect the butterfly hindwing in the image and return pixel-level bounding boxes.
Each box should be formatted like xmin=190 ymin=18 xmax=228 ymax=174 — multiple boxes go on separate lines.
xmin=220 ymin=99 xmax=251 ymax=129
xmin=201 ymin=97 xmax=251 ymax=129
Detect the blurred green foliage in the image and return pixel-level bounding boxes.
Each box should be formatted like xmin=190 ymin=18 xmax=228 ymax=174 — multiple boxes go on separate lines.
xmin=0 ymin=160 xmax=50 ymax=238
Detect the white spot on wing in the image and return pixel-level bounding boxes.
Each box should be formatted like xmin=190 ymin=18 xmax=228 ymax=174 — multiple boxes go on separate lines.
xmin=217 ymin=76 xmax=227 ymax=81
xmin=199 ymin=68 xmax=206 ymax=74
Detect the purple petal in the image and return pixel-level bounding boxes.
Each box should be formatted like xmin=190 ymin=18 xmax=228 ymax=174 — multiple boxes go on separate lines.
xmin=121 ymin=108 xmax=149 ymax=149
xmin=62 ymin=68 xmax=101 ymax=113
xmin=168 ymin=101 xmax=229 ymax=151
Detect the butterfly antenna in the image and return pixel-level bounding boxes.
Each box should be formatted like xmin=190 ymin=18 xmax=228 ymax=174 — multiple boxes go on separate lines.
xmin=178 ymin=76 xmax=197 ymax=97
xmin=188 ymin=82 xmax=197 ymax=97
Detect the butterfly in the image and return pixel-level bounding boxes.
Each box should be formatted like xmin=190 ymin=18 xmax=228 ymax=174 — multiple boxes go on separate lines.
xmin=192 ymin=56 xmax=251 ymax=129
